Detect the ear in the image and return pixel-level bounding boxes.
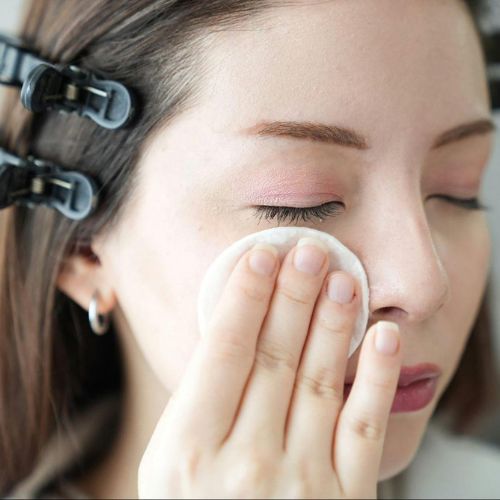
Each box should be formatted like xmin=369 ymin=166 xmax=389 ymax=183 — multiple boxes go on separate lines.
xmin=56 ymin=242 xmax=117 ymax=314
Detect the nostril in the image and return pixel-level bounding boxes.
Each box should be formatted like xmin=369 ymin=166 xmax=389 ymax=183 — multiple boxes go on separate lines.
xmin=373 ymin=306 xmax=407 ymax=322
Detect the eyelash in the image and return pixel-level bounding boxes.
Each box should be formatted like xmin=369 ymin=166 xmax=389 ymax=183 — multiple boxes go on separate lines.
xmin=254 ymin=201 xmax=342 ymax=224
xmin=254 ymin=196 xmax=489 ymax=224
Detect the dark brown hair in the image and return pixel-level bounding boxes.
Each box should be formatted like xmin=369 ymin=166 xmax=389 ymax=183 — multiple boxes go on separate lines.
xmin=0 ymin=0 xmax=497 ymax=494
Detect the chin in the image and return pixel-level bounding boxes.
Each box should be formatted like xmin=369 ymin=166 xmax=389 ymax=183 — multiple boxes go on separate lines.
xmin=378 ymin=452 xmax=416 ymax=481
xmin=377 ymin=410 xmax=431 ymax=481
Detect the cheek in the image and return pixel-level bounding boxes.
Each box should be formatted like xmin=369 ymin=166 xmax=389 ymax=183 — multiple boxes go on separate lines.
xmin=103 ymin=178 xmax=260 ymax=391
xmin=436 ymin=214 xmax=491 ymax=373
xmin=378 ymin=215 xmax=491 ymax=481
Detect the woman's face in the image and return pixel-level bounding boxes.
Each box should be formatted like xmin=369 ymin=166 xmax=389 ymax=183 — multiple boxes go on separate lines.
xmin=92 ymin=0 xmax=494 ymax=481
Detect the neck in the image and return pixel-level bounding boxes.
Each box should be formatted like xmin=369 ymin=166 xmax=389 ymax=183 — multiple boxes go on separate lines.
xmin=74 ymin=313 xmax=170 ymax=499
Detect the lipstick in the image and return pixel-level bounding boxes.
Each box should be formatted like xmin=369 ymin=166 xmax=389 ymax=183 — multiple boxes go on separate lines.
xmin=343 ymin=363 xmax=441 ymax=413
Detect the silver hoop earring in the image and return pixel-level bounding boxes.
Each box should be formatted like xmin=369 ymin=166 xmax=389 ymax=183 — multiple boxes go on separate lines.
xmin=89 ymin=290 xmax=110 ymax=335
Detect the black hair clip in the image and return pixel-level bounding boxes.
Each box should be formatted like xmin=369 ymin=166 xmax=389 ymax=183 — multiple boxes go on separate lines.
xmin=0 ymin=147 xmax=99 ymax=220
xmin=0 ymin=33 xmax=135 ymax=129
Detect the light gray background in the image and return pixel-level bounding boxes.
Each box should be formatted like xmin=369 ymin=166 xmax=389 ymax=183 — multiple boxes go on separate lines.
xmin=1 ymin=0 xmax=499 ymax=434
xmin=0 ymin=0 xmax=25 ymax=37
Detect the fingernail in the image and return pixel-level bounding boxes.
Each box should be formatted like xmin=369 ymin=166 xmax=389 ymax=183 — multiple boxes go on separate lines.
xmin=249 ymin=244 xmax=278 ymax=276
xmin=327 ymin=272 xmax=354 ymax=304
xmin=375 ymin=321 xmax=400 ymax=355
xmin=293 ymin=237 xmax=327 ymax=275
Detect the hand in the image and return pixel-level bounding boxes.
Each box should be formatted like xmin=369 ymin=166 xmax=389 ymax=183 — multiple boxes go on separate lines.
xmin=138 ymin=238 xmax=402 ymax=499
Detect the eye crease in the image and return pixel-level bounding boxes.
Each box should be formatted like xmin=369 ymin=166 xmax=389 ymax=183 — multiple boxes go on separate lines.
xmin=253 ymin=196 xmax=488 ymax=225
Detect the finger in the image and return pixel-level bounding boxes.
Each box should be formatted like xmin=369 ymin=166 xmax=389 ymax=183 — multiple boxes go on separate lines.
xmin=162 ymin=243 xmax=281 ymax=447
xmin=285 ymin=271 xmax=359 ymax=460
xmin=230 ymin=237 xmax=329 ymax=446
xmin=333 ymin=321 xmax=402 ymax=492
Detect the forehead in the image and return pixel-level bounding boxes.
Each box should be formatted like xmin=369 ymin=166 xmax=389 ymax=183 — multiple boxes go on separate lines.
xmin=194 ymin=0 xmax=488 ymax=149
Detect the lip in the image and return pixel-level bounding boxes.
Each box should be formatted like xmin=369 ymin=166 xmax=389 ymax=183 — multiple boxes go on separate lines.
xmin=343 ymin=363 xmax=442 ymax=413
xmin=344 ymin=362 xmax=442 ymax=386
xmin=395 ymin=363 xmax=442 ymax=387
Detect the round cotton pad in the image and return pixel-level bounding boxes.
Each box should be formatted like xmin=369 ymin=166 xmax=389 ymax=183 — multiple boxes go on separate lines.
xmin=197 ymin=226 xmax=370 ymax=358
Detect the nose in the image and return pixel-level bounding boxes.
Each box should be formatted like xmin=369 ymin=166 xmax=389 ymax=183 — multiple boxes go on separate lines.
xmin=352 ymin=190 xmax=449 ymax=327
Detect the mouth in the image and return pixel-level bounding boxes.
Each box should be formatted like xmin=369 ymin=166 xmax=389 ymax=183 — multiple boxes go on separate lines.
xmin=343 ymin=362 xmax=442 ymax=413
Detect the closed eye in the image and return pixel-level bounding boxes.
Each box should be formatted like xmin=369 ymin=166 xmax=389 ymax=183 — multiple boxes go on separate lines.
xmin=253 ymin=201 xmax=343 ymax=224
xmin=430 ymin=195 xmax=489 ymax=211
xmin=252 ymin=195 xmax=488 ymax=225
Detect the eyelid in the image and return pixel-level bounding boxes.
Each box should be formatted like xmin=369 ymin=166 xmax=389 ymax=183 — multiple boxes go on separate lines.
xmin=253 ymin=201 xmax=343 ymax=224
xmin=251 ymin=194 xmax=489 ymax=225
xmin=431 ymin=194 xmax=489 ymax=210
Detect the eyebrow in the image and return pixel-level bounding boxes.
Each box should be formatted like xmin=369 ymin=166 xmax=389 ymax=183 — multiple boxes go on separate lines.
xmin=242 ymin=118 xmax=496 ymax=150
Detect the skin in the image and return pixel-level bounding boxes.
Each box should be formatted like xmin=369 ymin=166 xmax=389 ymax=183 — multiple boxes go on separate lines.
xmin=56 ymin=0 xmax=494 ymax=497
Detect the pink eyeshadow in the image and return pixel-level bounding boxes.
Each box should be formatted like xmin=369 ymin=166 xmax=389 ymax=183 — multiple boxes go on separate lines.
xmin=237 ymin=173 xmax=342 ymax=206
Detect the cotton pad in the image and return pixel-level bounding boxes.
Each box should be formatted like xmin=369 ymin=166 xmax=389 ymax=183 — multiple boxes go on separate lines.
xmin=197 ymin=226 xmax=370 ymax=358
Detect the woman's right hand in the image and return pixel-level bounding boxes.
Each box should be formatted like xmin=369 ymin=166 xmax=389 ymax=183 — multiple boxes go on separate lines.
xmin=138 ymin=238 xmax=402 ymax=499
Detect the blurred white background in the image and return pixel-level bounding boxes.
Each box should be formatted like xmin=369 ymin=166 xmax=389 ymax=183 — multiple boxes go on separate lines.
xmin=1 ymin=0 xmax=500 ymax=437
xmin=0 ymin=0 xmax=25 ymax=36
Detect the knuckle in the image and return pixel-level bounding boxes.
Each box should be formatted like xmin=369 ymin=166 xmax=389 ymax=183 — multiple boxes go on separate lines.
xmin=370 ymin=376 xmax=397 ymax=395
xmin=295 ymin=368 xmax=344 ymax=403
xmin=315 ymin=310 xmax=353 ymax=337
xmin=347 ymin=413 xmax=385 ymax=442
xmin=289 ymin=458 xmax=328 ymax=498
xmin=225 ymin=449 xmax=276 ymax=496
xmin=288 ymin=466 xmax=312 ymax=498
xmin=255 ymin=339 xmax=297 ymax=375
xmin=206 ymin=332 xmax=253 ymax=364
xmin=237 ymin=281 xmax=270 ymax=304
xmin=277 ymin=282 xmax=313 ymax=307
xmin=177 ymin=446 xmax=204 ymax=483
xmin=286 ymin=480 xmax=310 ymax=499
